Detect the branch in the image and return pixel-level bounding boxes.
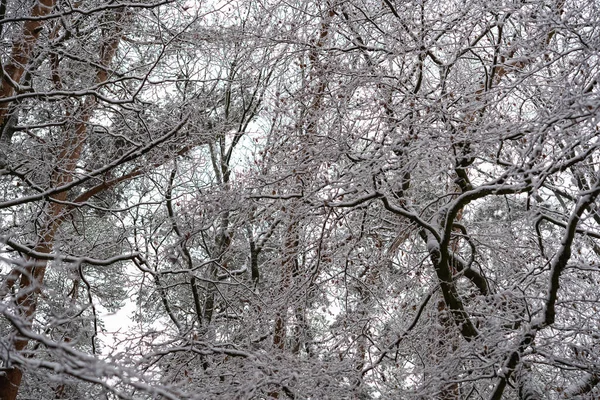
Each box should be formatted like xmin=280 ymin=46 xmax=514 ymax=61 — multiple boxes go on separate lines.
xmin=538 ymin=181 xmax=600 ymax=328
xmin=0 ymin=236 xmax=138 ymax=266
xmin=489 ymin=176 xmax=600 ymax=399
xmin=564 ymin=374 xmax=600 ymax=398
xmin=0 ymin=116 xmax=189 ymax=209
xmin=0 ymin=303 xmax=187 ymax=400
xmin=362 ymin=288 xmax=435 ymax=376
xmin=379 ymin=194 xmax=441 ymax=241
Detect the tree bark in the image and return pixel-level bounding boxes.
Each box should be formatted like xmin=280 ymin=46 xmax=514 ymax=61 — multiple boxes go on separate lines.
xmin=0 ymin=0 xmax=57 ymax=124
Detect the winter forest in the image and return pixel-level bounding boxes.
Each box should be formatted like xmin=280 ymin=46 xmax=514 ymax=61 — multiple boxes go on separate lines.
xmin=0 ymin=0 xmax=599 ymax=399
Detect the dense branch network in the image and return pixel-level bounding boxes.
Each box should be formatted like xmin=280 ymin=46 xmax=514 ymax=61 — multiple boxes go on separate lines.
xmin=0 ymin=0 xmax=599 ymax=399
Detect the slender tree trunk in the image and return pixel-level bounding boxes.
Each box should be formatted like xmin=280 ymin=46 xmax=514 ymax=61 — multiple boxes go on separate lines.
xmin=273 ymin=218 xmax=299 ymax=350
xmin=0 ymin=0 xmax=58 ymax=126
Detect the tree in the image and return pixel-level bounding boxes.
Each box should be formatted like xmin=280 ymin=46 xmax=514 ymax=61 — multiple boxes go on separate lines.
xmin=1 ymin=0 xmax=600 ymax=399
xmin=0 ymin=1 xmax=198 ymax=398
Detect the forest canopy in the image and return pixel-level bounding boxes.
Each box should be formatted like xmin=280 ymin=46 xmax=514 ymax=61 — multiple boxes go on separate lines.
xmin=1 ymin=0 xmax=600 ymax=399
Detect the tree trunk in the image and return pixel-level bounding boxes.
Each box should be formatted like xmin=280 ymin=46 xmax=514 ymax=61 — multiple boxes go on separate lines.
xmin=0 ymin=0 xmax=57 ymax=126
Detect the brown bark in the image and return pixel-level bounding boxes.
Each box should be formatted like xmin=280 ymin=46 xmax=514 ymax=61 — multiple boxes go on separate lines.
xmin=0 ymin=0 xmax=58 ymax=126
